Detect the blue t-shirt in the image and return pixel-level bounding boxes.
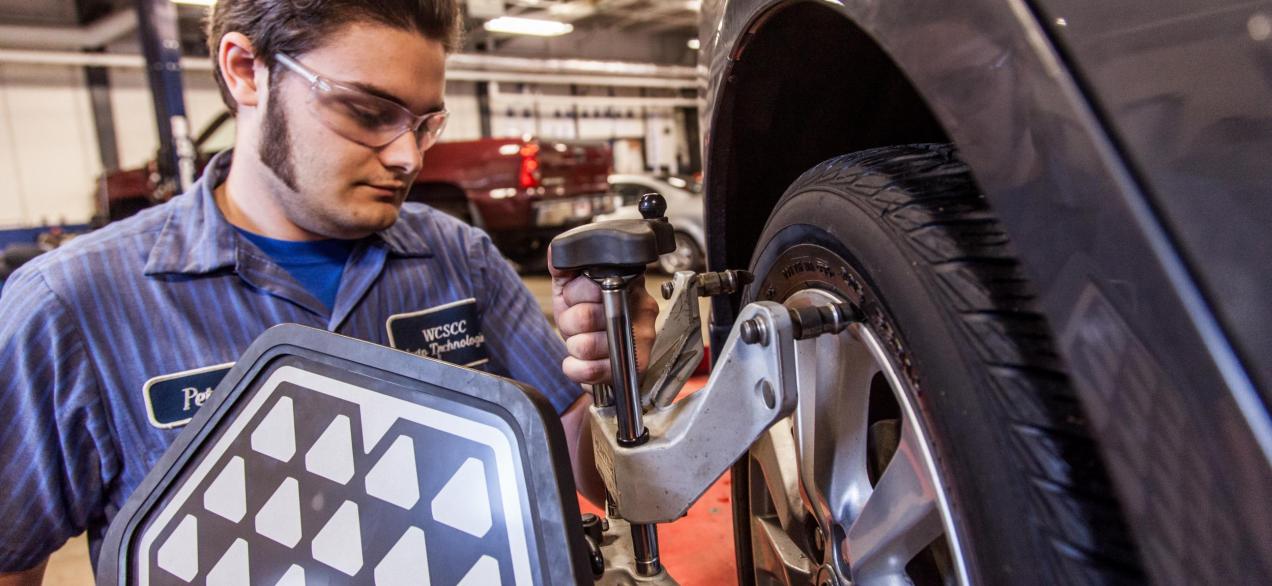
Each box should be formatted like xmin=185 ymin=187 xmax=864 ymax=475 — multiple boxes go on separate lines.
xmin=235 ymin=228 xmax=355 ymax=310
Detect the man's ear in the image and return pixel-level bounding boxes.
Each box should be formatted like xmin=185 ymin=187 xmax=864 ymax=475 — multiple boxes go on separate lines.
xmin=218 ymin=32 xmax=264 ymax=109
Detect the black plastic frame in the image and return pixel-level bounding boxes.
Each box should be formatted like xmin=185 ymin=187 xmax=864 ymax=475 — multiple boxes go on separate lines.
xmin=98 ymin=323 xmax=589 ymax=585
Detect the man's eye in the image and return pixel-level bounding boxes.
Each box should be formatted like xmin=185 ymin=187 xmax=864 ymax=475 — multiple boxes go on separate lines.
xmin=344 ymin=102 xmax=393 ymax=126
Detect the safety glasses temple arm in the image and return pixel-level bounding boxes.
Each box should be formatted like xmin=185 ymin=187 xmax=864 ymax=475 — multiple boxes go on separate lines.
xmin=274 ymin=53 xmax=321 ymax=86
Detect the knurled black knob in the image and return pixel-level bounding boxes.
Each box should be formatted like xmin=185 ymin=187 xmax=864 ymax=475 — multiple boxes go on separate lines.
xmin=581 ymin=513 xmax=604 ymax=543
xmin=638 ymin=193 xmax=667 ymax=219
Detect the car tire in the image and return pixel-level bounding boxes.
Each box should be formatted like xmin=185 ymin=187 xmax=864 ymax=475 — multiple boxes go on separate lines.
xmin=733 ymin=144 xmax=1142 ymax=585
xmin=658 ymin=231 xmax=705 ymax=274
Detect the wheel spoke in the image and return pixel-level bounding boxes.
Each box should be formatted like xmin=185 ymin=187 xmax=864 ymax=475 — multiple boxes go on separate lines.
xmin=753 ymin=419 xmax=807 ymax=533
xmin=795 ymin=330 xmax=878 ymax=526
xmin=751 ymin=515 xmax=816 ymax=584
xmin=843 ymin=423 xmax=943 ymax=582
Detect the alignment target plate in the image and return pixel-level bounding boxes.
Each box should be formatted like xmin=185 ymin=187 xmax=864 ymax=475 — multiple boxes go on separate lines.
xmin=99 ymin=325 xmax=586 ymax=586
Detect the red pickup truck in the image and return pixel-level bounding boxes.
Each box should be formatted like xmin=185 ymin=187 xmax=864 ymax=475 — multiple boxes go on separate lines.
xmin=409 ymin=137 xmax=614 ymax=256
xmin=98 ymin=115 xmax=614 ymax=258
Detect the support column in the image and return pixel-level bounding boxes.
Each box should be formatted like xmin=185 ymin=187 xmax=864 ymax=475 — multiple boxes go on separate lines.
xmin=135 ymin=0 xmax=194 ymax=193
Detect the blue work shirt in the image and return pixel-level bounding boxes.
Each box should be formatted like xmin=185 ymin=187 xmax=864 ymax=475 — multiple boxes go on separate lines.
xmin=0 ymin=151 xmax=579 ymax=571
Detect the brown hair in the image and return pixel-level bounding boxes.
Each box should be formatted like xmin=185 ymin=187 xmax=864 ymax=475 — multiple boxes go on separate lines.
xmin=206 ymin=0 xmax=462 ymax=112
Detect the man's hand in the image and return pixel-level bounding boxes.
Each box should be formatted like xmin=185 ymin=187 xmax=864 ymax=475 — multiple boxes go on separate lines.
xmin=549 ymin=249 xmax=660 ymax=385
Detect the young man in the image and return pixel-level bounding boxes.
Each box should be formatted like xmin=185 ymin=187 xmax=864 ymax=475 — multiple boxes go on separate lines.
xmin=0 ymin=0 xmax=656 ymax=581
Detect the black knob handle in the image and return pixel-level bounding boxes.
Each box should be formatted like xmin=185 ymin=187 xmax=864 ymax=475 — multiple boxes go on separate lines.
xmin=638 ymin=193 xmax=666 ymax=219
xmin=581 ymin=513 xmax=606 ymax=576
xmin=582 ymin=513 xmax=604 ymax=543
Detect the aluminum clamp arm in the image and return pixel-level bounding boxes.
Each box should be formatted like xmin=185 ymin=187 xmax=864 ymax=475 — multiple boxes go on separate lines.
xmin=593 ymin=301 xmax=802 ymax=525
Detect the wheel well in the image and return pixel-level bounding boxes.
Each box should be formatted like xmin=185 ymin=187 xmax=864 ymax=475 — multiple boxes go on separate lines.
xmin=707 ymin=2 xmax=949 ymax=291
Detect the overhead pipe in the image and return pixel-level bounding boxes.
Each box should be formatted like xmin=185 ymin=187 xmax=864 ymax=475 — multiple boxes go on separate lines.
xmin=449 ymin=53 xmax=694 ymax=79
xmin=0 ymin=10 xmax=138 ymax=50
xmin=0 ymin=49 xmax=698 ymax=89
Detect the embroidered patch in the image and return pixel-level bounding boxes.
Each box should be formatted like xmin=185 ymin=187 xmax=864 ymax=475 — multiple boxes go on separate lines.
xmin=143 ymin=363 xmax=235 ymax=429
xmin=386 ymin=298 xmax=489 ymax=367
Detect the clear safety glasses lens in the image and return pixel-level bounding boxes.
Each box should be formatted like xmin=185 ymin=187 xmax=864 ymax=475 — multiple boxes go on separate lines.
xmin=306 ymin=83 xmax=449 ymax=151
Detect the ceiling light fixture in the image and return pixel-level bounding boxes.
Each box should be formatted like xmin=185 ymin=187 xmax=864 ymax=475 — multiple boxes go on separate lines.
xmin=483 ymin=16 xmax=575 ymax=37
xmin=171 ymin=0 xmax=216 ymax=6
xmin=687 ymin=38 xmax=701 ymax=50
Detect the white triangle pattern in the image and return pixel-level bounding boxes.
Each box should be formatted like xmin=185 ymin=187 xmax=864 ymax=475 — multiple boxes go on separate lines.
xmin=274 ymin=564 xmax=306 ymax=586
xmin=360 ymin=404 xmax=398 ymax=454
xmin=365 ymin=435 xmax=420 ymax=510
xmin=203 ymin=456 xmax=247 ymax=523
xmin=312 ymin=500 xmax=364 ymax=576
xmin=251 ymin=396 xmax=296 ymax=462
xmin=156 ymin=514 xmax=199 ymax=582
xmin=456 ymin=555 xmax=500 ymax=586
xmin=305 ymin=414 xmax=355 ymax=485
xmin=206 ymin=538 xmax=250 ymax=586
xmin=255 ymin=477 xmax=303 ymax=547
xmin=430 ymin=457 xmax=492 ymax=538
xmin=372 ymin=526 xmax=430 ymax=586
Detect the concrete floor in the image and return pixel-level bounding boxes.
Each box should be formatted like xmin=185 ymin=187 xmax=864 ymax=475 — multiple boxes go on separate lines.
xmin=41 ymin=272 xmax=736 ymax=584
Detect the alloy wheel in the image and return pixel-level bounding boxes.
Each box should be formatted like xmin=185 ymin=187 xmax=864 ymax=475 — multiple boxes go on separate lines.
xmin=748 ymin=285 xmax=970 ymax=586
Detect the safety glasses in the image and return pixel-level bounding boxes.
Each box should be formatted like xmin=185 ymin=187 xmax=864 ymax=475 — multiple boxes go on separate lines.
xmin=274 ymin=52 xmax=449 ymax=151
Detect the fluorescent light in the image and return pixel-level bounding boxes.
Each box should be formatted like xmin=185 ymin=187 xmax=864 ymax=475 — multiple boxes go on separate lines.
xmin=548 ymin=3 xmax=595 ymax=18
xmin=684 ymin=1 xmax=702 ymax=11
xmin=483 ymin=16 xmax=574 ymax=37
xmin=172 ymin=0 xmax=216 ymax=5
xmin=687 ymin=38 xmax=700 ymax=50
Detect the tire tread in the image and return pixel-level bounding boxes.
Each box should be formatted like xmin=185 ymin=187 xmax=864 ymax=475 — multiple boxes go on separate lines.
xmin=775 ymin=144 xmax=1143 ymax=583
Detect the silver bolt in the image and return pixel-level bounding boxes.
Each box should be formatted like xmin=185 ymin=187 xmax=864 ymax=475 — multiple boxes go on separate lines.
xmin=739 ymin=318 xmax=768 ymax=345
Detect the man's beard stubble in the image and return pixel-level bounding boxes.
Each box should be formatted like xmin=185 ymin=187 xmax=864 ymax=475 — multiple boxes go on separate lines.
xmin=260 ymin=80 xmax=299 ymax=192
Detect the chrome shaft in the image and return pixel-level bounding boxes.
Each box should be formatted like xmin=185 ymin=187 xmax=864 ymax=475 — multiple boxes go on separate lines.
xmin=600 ymin=278 xmax=646 ymax=445
xmin=598 ymin=275 xmax=661 ymax=576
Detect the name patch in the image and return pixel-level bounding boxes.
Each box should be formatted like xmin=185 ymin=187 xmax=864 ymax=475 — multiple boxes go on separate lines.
xmin=386 ymin=298 xmax=489 ymax=367
xmin=143 ymin=363 xmax=234 ymax=429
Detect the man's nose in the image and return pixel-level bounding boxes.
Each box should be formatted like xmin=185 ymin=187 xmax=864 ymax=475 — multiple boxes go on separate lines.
xmin=379 ymin=130 xmax=423 ymax=175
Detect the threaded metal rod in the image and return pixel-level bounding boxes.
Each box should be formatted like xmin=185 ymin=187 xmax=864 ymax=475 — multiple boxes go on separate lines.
xmin=600 ymin=278 xmax=646 ymax=445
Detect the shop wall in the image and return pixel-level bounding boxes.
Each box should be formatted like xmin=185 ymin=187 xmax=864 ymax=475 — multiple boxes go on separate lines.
xmin=0 ymin=63 xmax=101 ymax=227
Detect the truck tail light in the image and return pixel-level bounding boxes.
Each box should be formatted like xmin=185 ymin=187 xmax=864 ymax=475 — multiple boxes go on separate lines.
xmin=518 ymin=143 xmax=542 ymax=190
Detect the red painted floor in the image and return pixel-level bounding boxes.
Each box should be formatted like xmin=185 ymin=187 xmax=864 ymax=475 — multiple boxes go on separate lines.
xmin=578 ymin=375 xmax=738 ymax=585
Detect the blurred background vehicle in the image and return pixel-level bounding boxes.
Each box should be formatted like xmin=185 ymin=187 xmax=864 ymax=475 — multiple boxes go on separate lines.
xmin=595 ymin=173 xmax=705 ymax=273
xmin=94 ymin=114 xmax=615 ymax=263
xmin=411 ymin=137 xmax=615 ymax=262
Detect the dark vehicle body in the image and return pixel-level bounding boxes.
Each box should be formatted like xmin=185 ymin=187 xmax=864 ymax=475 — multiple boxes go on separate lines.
xmin=701 ymin=0 xmax=1271 ymax=583
xmin=97 ymin=111 xmax=233 ymax=221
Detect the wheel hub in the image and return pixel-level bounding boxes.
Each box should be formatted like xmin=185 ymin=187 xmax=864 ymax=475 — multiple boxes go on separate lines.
xmin=747 ymin=245 xmax=971 ymax=585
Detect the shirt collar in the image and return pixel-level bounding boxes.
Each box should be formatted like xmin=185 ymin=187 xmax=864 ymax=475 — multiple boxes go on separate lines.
xmin=143 ymin=150 xmax=240 ymax=276
xmin=144 ymin=150 xmax=432 ymax=276
xmin=372 ymin=216 xmax=433 ymax=258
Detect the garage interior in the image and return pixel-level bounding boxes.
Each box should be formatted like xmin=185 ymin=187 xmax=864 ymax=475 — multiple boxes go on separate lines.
xmin=5 ymin=0 xmax=1269 ymax=584
xmin=1 ymin=0 xmax=728 ymax=583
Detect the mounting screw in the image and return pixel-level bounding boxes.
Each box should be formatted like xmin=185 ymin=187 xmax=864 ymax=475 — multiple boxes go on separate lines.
xmin=740 ymin=318 xmax=768 ymax=345
xmin=661 ymin=282 xmax=674 ymax=300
